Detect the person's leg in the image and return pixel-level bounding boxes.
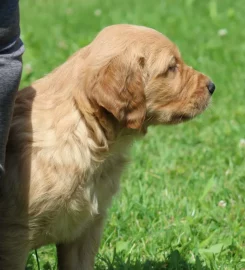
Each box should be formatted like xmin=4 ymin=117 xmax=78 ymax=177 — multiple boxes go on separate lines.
xmin=0 ymin=0 xmax=24 ymax=177
xmin=0 ymin=42 xmax=24 ymax=176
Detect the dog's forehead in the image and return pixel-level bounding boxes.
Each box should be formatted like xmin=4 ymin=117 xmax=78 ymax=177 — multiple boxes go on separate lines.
xmin=143 ymin=34 xmax=181 ymax=61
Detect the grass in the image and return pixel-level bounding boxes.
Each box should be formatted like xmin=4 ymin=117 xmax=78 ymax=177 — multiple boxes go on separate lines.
xmin=19 ymin=0 xmax=245 ymax=269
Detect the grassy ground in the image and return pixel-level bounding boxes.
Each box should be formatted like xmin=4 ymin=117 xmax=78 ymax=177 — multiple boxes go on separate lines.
xmin=19 ymin=0 xmax=245 ymax=269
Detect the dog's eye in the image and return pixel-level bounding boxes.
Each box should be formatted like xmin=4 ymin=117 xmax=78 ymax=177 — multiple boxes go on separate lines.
xmin=168 ymin=65 xmax=177 ymax=72
xmin=157 ymin=62 xmax=178 ymax=78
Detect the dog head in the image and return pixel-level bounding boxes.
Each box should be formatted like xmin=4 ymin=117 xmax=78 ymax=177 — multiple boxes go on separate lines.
xmin=80 ymin=24 xmax=214 ymax=132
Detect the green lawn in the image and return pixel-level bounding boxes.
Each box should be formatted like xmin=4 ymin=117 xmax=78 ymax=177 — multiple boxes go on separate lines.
xmin=20 ymin=0 xmax=245 ymax=269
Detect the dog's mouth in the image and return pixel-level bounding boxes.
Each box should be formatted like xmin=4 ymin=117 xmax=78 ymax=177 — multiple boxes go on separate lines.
xmin=169 ymin=100 xmax=210 ymax=124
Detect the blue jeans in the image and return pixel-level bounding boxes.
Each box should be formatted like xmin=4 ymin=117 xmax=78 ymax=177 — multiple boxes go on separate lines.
xmin=0 ymin=0 xmax=24 ymax=175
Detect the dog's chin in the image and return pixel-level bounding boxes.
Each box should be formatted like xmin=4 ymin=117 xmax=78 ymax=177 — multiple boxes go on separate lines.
xmin=169 ymin=105 xmax=210 ymax=125
xmin=168 ymin=106 xmax=210 ymax=125
xmin=168 ymin=113 xmax=193 ymax=125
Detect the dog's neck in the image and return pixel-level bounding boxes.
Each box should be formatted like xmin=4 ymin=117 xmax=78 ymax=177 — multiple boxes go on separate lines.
xmin=17 ymin=52 xmax=144 ymax=164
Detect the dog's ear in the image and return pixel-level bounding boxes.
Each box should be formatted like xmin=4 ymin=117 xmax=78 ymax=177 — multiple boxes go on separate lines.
xmin=87 ymin=55 xmax=146 ymax=130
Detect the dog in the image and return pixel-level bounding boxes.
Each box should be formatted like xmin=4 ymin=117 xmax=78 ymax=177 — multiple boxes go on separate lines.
xmin=0 ymin=24 xmax=215 ymax=269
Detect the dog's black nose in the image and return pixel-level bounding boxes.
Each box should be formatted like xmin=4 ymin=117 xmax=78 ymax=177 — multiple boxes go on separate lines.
xmin=207 ymin=81 xmax=215 ymax=95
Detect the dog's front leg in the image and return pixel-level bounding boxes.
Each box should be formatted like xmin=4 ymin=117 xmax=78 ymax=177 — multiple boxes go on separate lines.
xmin=57 ymin=214 xmax=105 ymax=270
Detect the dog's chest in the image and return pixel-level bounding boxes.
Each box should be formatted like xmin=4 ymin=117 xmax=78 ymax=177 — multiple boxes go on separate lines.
xmin=45 ymin=154 xmax=128 ymax=243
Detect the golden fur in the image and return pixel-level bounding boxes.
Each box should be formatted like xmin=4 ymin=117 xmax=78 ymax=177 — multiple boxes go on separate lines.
xmin=0 ymin=24 xmax=213 ymax=269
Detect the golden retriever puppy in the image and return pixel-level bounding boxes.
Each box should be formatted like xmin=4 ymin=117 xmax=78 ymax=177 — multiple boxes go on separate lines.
xmin=0 ymin=24 xmax=215 ymax=269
